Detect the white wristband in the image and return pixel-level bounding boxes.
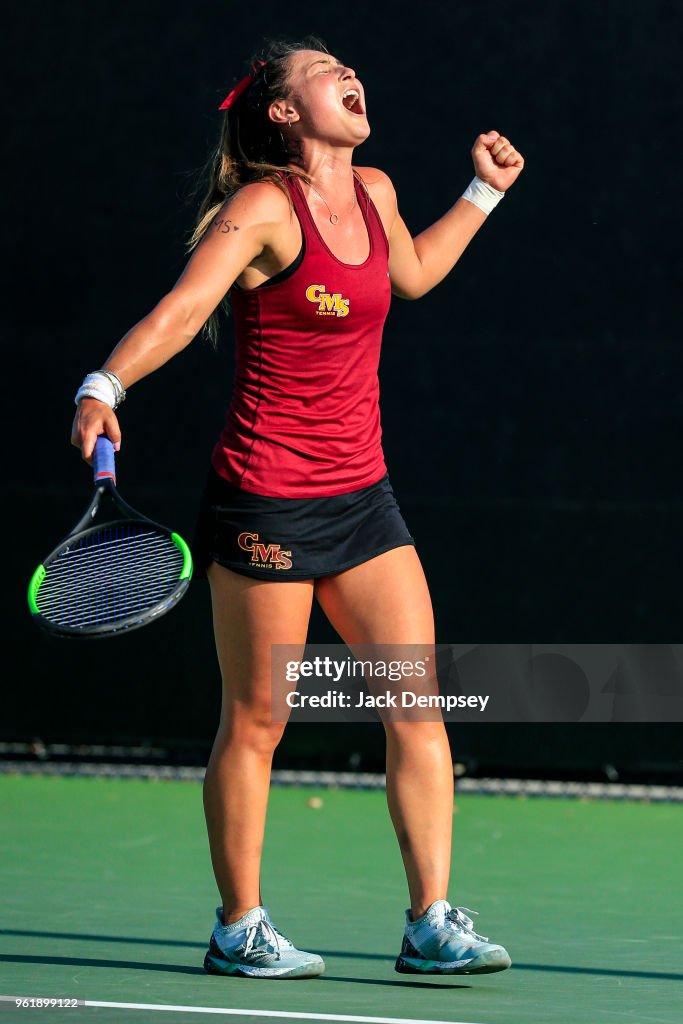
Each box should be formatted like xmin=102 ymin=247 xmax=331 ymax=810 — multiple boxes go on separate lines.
xmin=74 ymin=384 xmax=115 ymax=408
xmin=461 ymin=176 xmax=505 ymax=216
xmin=74 ymin=371 xmax=126 ymax=409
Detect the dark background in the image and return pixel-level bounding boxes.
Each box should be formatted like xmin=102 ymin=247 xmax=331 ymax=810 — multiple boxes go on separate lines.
xmin=4 ymin=0 xmax=682 ymax=781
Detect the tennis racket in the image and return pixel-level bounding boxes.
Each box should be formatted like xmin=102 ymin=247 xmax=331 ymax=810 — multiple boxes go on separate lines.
xmin=27 ymin=436 xmax=193 ymax=638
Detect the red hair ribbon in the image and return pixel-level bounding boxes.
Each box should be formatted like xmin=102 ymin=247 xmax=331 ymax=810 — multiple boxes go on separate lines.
xmin=218 ymin=59 xmax=266 ymax=110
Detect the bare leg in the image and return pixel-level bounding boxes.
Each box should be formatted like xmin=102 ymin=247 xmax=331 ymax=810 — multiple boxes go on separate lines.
xmin=315 ymin=546 xmax=453 ymax=920
xmin=204 ymin=563 xmax=313 ymax=923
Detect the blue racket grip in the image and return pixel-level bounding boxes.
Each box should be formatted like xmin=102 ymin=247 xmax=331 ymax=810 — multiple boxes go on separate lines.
xmin=93 ymin=436 xmax=116 ymax=483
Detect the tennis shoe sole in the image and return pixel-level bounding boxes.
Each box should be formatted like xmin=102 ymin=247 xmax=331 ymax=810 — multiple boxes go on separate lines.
xmin=395 ymin=937 xmax=507 ymax=974
xmin=203 ymin=936 xmax=324 ymax=980
xmin=395 ymin=947 xmax=512 ymax=975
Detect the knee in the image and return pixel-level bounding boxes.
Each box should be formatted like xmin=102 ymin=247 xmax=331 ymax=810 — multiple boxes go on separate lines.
xmin=220 ymin=702 xmax=287 ymax=756
xmin=384 ymin=719 xmax=449 ymax=750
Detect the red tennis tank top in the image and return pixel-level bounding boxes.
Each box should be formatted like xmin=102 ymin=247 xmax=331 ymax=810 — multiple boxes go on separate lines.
xmin=210 ymin=170 xmax=392 ymax=497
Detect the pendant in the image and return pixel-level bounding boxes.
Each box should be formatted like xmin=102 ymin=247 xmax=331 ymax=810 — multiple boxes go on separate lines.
xmin=329 ymin=213 xmax=339 ymax=225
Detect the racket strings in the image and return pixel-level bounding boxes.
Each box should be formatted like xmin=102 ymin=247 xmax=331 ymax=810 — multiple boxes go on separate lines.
xmin=37 ymin=525 xmax=186 ymax=629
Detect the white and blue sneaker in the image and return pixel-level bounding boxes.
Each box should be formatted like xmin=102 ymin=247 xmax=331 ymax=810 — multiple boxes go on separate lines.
xmin=395 ymin=899 xmax=511 ymax=975
xmin=204 ymin=906 xmax=325 ymax=980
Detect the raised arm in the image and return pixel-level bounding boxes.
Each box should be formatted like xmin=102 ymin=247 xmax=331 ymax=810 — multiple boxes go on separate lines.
xmin=380 ymin=131 xmax=524 ymax=300
xmin=71 ymin=181 xmax=291 ymax=461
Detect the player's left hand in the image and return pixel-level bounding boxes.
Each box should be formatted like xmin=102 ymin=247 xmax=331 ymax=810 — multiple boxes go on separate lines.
xmin=472 ymin=132 xmax=524 ymax=192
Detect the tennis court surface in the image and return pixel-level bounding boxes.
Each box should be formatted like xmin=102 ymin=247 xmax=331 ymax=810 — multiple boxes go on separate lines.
xmin=1 ymin=774 xmax=680 ymax=1023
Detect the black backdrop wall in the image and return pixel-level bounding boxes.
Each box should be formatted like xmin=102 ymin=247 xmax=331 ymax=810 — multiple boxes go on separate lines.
xmin=4 ymin=1 xmax=682 ymax=779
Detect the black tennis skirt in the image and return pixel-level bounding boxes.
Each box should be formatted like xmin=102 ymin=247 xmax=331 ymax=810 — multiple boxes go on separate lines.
xmin=191 ymin=467 xmax=415 ymax=581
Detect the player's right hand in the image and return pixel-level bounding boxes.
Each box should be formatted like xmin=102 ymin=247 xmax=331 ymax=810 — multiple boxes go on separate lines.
xmin=71 ymin=398 xmax=122 ymax=466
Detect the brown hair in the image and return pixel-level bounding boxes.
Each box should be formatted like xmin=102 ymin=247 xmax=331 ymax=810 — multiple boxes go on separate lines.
xmin=187 ymin=36 xmax=329 ymax=345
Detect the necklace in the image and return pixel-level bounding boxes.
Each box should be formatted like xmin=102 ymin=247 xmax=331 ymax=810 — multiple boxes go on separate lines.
xmin=306 ymin=178 xmax=356 ymax=225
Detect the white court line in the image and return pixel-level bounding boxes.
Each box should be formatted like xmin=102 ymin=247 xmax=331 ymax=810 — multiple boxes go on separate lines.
xmin=1 ymin=996 xmax=484 ymax=1024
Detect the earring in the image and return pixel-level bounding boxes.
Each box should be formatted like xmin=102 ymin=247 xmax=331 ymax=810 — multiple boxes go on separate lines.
xmin=287 ymin=118 xmax=292 ymax=127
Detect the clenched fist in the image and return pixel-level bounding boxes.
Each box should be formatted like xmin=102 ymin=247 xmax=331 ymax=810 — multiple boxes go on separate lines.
xmin=472 ymin=131 xmax=524 ymax=192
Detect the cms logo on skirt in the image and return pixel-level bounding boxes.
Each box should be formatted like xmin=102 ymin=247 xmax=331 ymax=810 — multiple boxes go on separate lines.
xmin=305 ymin=284 xmax=350 ymax=318
xmin=238 ymin=532 xmax=293 ymax=570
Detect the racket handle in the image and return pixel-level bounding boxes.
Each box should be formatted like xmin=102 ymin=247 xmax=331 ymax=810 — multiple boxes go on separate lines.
xmin=94 ymin=436 xmax=116 ymax=483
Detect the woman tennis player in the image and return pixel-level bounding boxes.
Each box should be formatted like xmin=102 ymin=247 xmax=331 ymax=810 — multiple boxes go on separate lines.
xmin=71 ymin=36 xmax=524 ymax=980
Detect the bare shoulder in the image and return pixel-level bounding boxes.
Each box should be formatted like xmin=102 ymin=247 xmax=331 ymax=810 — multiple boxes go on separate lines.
xmin=353 ymin=166 xmax=397 ymax=201
xmin=354 ymin=166 xmax=397 ymax=236
xmin=220 ymin=177 xmax=293 ymax=225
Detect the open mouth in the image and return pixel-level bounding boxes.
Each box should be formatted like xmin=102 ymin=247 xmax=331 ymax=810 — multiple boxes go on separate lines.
xmin=341 ymin=88 xmax=366 ymax=116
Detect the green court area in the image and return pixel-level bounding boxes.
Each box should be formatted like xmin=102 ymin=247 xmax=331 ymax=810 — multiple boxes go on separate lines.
xmin=0 ymin=774 xmax=680 ymax=1023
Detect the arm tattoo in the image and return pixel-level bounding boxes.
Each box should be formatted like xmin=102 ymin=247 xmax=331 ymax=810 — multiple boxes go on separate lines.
xmin=212 ymin=217 xmax=240 ymax=234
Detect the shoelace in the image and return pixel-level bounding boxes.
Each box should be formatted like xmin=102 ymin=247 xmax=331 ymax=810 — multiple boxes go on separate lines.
xmin=267 ymin=922 xmax=295 ymax=950
xmin=445 ymin=906 xmax=489 ymax=942
xmin=243 ymin=919 xmax=282 ymax=960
